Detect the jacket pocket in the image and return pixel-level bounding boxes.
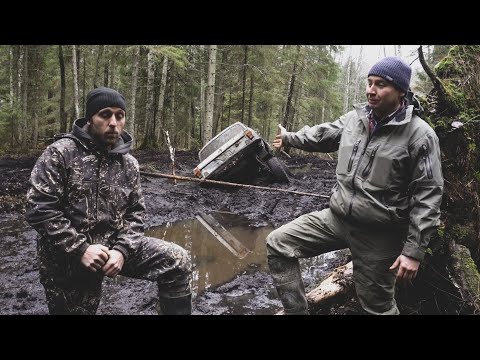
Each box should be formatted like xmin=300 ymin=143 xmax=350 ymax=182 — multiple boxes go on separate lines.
xmin=347 ymin=139 xmax=362 ymax=172
xmin=361 ymin=144 xmax=380 ymax=177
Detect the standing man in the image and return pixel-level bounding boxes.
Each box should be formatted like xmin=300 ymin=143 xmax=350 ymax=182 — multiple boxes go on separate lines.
xmin=267 ymin=57 xmax=444 ymax=315
xmin=26 ymin=87 xmax=192 ymax=315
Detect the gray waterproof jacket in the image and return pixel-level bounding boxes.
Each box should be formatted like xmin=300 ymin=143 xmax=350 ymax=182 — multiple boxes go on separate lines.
xmin=26 ymin=118 xmax=144 ymax=270
xmin=283 ymin=103 xmax=444 ymax=261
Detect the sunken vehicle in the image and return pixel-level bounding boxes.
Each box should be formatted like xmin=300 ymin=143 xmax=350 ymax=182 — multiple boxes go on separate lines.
xmin=193 ymin=122 xmax=290 ymax=184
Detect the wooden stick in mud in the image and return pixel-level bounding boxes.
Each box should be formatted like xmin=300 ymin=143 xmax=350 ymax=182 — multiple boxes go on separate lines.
xmin=163 ymin=130 xmax=176 ymax=185
xmin=140 ymin=171 xmax=330 ymax=198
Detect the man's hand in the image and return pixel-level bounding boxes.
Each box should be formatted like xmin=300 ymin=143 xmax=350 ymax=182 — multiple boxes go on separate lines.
xmin=272 ymin=124 xmax=287 ymax=150
xmin=389 ymin=254 xmax=420 ymax=284
xmin=81 ymin=244 xmax=110 ymax=273
xmin=102 ymin=249 xmax=125 ymax=278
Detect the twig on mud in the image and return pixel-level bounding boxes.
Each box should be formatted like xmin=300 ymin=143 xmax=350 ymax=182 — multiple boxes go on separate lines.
xmin=170 ymin=190 xmax=193 ymax=196
xmin=140 ymin=171 xmax=330 ymax=198
xmin=163 ymin=130 xmax=176 ymax=185
xmin=268 ymin=198 xmax=281 ymax=214
xmin=211 ymin=210 xmax=236 ymax=215
xmin=280 ymin=149 xmax=291 ymax=158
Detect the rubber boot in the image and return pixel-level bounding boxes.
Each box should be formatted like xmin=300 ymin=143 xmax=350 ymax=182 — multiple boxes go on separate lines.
xmin=157 ymin=281 xmax=192 ymax=315
xmin=157 ymin=293 xmax=192 ymax=315
xmin=268 ymin=255 xmax=308 ymax=315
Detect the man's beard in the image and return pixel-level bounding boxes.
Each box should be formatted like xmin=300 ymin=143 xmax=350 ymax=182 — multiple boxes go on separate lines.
xmin=89 ymin=126 xmax=119 ymax=148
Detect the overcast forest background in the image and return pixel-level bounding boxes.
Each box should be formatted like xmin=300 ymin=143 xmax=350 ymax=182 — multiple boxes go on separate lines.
xmin=0 ymin=45 xmax=449 ymax=154
xmin=1 ymin=45 xmax=480 ymax=313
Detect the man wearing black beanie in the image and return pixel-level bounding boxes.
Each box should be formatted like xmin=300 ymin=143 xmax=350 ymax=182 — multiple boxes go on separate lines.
xmin=267 ymin=57 xmax=444 ymax=315
xmin=26 ymin=87 xmax=192 ymax=315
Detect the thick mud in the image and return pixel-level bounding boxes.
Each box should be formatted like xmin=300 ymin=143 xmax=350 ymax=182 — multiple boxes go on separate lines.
xmin=0 ymin=149 xmax=354 ymax=315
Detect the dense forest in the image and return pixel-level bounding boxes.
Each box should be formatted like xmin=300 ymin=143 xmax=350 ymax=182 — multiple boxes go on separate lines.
xmin=0 ymin=45 xmax=445 ymax=154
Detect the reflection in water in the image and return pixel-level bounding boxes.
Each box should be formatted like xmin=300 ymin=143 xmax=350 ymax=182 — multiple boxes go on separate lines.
xmin=145 ymin=213 xmax=274 ymax=296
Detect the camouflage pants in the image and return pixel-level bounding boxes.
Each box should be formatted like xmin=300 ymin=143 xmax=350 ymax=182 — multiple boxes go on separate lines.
xmin=266 ymin=208 xmax=406 ymax=315
xmin=40 ymin=236 xmax=191 ymax=315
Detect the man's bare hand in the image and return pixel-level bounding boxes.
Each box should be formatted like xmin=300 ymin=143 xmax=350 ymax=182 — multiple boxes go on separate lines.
xmin=81 ymin=244 xmax=110 ymax=272
xmin=272 ymin=124 xmax=287 ymax=150
xmin=389 ymin=254 xmax=420 ymax=284
xmin=102 ymin=249 xmax=125 ymax=278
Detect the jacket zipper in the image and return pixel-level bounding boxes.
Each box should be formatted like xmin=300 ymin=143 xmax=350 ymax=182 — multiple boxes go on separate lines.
xmin=422 ymin=144 xmax=433 ymax=179
xmin=347 ymin=139 xmax=361 ymax=172
xmin=95 ymin=153 xmax=103 ymax=221
xmin=348 ymin=139 xmax=370 ymax=217
xmin=361 ymin=143 xmax=380 ymax=177
xmin=348 ymin=121 xmax=379 ymax=216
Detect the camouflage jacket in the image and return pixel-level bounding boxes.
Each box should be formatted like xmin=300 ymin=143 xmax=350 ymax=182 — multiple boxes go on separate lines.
xmin=282 ymin=103 xmax=444 ymax=262
xmin=26 ymin=118 xmax=145 ymax=264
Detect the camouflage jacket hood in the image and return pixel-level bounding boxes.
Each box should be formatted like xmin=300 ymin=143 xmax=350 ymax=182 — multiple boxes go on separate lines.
xmin=26 ymin=118 xmax=145 ymax=281
xmin=67 ymin=117 xmax=133 ymax=155
xmin=282 ymin=103 xmax=444 ymax=262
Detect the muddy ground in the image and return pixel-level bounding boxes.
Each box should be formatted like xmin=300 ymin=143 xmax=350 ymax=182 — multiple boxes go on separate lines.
xmin=0 ymin=149 xmax=364 ymax=315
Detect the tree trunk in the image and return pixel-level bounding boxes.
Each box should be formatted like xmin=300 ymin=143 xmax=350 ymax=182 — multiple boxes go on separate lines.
xmin=93 ymin=45 xmax=104 ymax=88
xmin=418 ymin=45 xmax=458 ymax=116
xmin=9 ymin=47 xmax=13 ymax=109
xmin=282 ymin=45 xmax=300 ymax=131
xmin=9 ymin=46 xmax=15 ymax=147
xmin=82 ymin=47 xmax=86 ymax=111
xmin=72 ymin=45 xmax=80 ymax=119
xmin=58 ymin=45 xmax=67 ymax=133
xmin=142 ymin=48 xmax=156 ymax=148
xmin=240 ymin=45 xmax=248 ymax=123
xmin=128 ymin=45 xmax=140 ymax=148
xmin=155 ymin=55 xmax=169 ymax=143
xmin=169 ymin=69 xmax=176 ymax=144
xmin=109 ymin=46 xmax=116 ymax=89
xmin=203 ymin=45 xmax=217 ymax=145
xmin=343 ymin=46 xmax=352 ymax=113
xmin=247 ymin=70 xmax=254 ymax=127
xmin=103 ymin=46 xmax=109 ymax=87
xmin=199 ymin=45 xmax=205 ymax=145
xmin=21 ymin=46 xmax=28 ymax=150
xmin=213 ymin=46 xmax=228 ymax=135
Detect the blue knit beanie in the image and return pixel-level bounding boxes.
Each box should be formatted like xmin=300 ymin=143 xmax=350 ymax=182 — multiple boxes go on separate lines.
xmin=368 ymin=57 xmax=412 ymax=93
xmin=85 ymin=87 xmax=126 ymax=120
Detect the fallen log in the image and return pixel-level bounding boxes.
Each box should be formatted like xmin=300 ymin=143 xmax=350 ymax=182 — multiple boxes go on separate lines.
xmin=276 ymin=261 xmax=353 ymax=315
xmin=307 ymin=261 xmax=353 ymax=304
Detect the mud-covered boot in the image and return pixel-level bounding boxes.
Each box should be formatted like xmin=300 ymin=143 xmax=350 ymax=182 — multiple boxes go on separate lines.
xmin=268 ymin=255 xmax=308 ymax=315
xmin=157 ymin=280 xmax=192 ymax=315
xmin=157 ymin=293 xmax=192 ymax=315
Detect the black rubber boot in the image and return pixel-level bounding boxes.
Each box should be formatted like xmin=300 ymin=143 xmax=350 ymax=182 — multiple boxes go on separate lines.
xmin=157 ymin=279 xmax=192 ymax=315
xmin=157 ymin=293 xmax=192 ymax=315
xmin=268 ymin=255 xmax=308 ymax=315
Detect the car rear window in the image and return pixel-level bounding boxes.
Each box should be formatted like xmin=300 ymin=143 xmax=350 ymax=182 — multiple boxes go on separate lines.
xmin=199 ymin=123 xmax=245 ymax=161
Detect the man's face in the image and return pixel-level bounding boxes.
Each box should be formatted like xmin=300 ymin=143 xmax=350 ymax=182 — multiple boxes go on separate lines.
xmin=88 ymin=107 xmax=125 ymax=148
xmin=366 ymin=76 xmax=404 ymax=117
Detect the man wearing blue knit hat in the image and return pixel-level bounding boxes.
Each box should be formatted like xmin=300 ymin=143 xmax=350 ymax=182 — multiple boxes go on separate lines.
xmin=26 ymin=87 xmax=192 ymax=315
xmin=267 ymin=57 xmax=444 ymax=315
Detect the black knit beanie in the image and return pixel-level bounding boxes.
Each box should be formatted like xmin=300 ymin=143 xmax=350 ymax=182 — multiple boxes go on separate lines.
xmin=368 ymin=57 xmax=412 ymax=93
xmin=85 ymin=87 xmax=126 ymax=120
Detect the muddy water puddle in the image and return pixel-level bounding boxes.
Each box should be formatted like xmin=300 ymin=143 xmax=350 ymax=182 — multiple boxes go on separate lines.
xmin=0 ymin=212 xmax=349 ymax=315
xmin=144 ymin=212 xmax=350 ymax=315
xmin=146 ymin=212 xmax=273 ymax=295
